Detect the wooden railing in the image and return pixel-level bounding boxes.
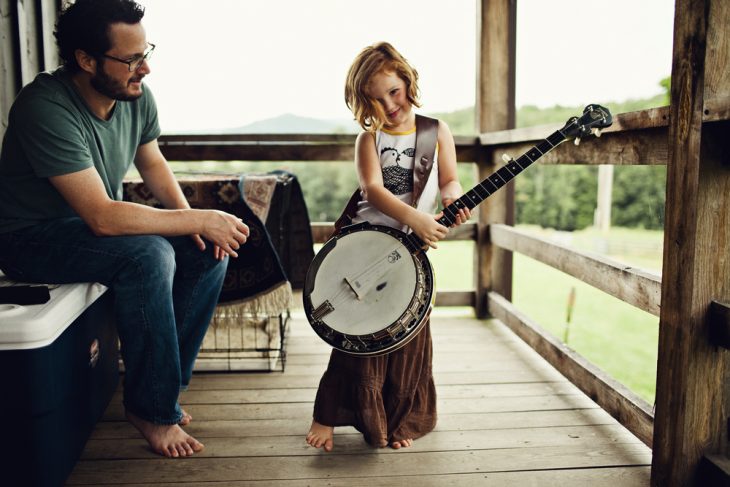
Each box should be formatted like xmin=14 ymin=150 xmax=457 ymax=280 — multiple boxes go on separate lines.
xmin=476 ymin=107 xmax=672 ymax=448
xmin=156 ymin=105 xmax=677 ymax=449
xmin=125 ymin=0 xmax=730 ymax=481
xmin=158 ymin=99 xmax=730 ymax=487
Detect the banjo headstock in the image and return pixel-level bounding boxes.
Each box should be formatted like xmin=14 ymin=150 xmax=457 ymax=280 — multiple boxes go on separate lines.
xmin=560 ymin=104 xmax=613 ymax=145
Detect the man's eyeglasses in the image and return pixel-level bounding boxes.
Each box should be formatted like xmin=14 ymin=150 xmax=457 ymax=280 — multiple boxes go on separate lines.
xmin=102 ymin=43 xmax=155 ymax=72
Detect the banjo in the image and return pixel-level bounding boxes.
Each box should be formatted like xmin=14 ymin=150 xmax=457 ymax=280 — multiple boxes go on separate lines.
xmin=303 ymin=104 xmax=613 ymax=356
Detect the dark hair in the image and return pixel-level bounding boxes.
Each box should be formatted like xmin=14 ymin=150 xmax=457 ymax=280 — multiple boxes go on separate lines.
xmin=54 ymin=0 xmax=145 ymax=72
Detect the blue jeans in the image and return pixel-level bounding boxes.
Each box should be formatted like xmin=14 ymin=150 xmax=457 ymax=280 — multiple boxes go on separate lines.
xmin=0 ymin=217 xmax=228 ymax=424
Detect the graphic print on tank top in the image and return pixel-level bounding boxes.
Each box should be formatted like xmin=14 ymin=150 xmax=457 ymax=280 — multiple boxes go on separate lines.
xmin=380 ymin=146 xmax=414 ymax=195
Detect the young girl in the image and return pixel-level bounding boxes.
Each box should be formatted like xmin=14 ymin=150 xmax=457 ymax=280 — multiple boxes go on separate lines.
xmin=305 ymin=42 xmax=470 ymax=451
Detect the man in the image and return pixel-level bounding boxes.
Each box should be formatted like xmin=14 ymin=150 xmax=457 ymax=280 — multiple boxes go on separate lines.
xmin=0 ymin=0 xmax=248 ymax=457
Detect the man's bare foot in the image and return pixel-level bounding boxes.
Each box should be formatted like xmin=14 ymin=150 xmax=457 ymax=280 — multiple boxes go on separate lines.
xmin=126 ymin=410 xmax=204 ymax=458
xmin=306 ymin=420 xmax=334 ymax=452
xmin=179 ymin=408 xmax=192 ymax=426
xmin=390 ymin=438 xmax=413 ymax=449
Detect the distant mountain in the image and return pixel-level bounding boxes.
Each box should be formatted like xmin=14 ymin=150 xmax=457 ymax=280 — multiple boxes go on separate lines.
xmin=176 ymin=88 xmax=668 ymax=136
xmin=219 ymin=113 xmax=359 ymax=134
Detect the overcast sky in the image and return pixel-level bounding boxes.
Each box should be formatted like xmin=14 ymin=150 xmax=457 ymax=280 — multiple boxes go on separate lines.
xmin=137 ymin=0 xmax=675 ymax=132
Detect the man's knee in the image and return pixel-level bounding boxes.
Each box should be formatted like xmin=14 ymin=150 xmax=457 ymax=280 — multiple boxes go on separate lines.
xmin=125 ymin=236 xmax=176 ymax=280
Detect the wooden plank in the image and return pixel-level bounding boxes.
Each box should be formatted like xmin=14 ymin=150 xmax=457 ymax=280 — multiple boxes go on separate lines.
xmin=37 ymin=0 xmax=59 ymax=70
xmin=481 ymin=107 xmax=670 ymax=146
xmin=159 ymin=142 xmax=355 ymax=163
xmin=652 ymin=1 xmax=730 ymax=485
xmin=479 ymin=102 xmax=729 ymax=149
xmin=173 ymin=381 xmax=575 ymax=405
xmin=488 ymin=292 xmax=654 ymax=447
xmin=15 ymin=0 xmax=33 ymax=85
xmin=0 ymin=0 xmax=20 ymax=135
xmin=111 ymin=381 xmax=579 ymax=415
xmin=76 ymin=303 xmax=650 ymax=485
xmin=90 ymin=408 xmax=619 ymax=440
xmin=434 ymin=290 xmax=475 ymax=307
xmin=161 ymin=133 xmax=478 ymax=146
xmin=489 ymin=223 xmax=662 ymax=316
xmin=480 ymin=107 xmax=672 ymax=167
xmin=178 ymin=358 xmax=569 ymax=388
xmin=488 ymin=127 xmax=669 ymax=166
xmin=66 ymin=443 xmax=650 ymax=485
xmin=78 ymin=467 xmax=652 ymax=487
xmin=103 ymin=393 xmax=600 ymax=422
xmin=157 ymin=99 xmax=729 ymax=165
xmin=80 ymin=424 xmax=642 ymax=460
xmin=158 ymin=136 xmax=477 ymax=163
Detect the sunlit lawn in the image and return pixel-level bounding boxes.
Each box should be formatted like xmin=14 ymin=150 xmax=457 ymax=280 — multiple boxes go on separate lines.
xmin=430 ymin=225 xmax=662 ymax=403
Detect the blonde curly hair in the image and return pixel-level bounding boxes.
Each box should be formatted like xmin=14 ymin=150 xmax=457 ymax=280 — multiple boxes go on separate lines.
xmin=344 ymin=42 xmax=421 ymax=132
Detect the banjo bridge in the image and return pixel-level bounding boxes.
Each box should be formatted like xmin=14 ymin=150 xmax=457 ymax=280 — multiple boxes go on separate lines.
xmin=311 ymin=300 xmax=335 ymax=320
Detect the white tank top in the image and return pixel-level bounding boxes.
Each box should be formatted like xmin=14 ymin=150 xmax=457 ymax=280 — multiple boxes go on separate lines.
xmin=352 ymin=125 xmax=440 ymax=232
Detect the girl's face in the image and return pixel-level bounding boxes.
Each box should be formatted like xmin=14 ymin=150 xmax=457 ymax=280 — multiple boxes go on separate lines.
xmin=366 ymin=70 xmax=413 ymax=131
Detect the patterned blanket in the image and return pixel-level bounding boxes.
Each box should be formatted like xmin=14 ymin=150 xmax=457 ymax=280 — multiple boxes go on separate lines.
xmin=123 ymin=173 xmax=307 ymax=317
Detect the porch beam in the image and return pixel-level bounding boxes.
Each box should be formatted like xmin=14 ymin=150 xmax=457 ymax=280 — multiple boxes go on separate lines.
xmin=474 ymin=0 xmax=516 ymax=317
xmin=489 ymin=224 xmax=661 ymax=316
xmin=651 ymin=0 xmax=730 ymax=485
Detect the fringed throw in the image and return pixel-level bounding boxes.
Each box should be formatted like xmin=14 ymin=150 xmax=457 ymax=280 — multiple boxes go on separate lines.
xmin=123 ymin=174 xmax=294 ymax=319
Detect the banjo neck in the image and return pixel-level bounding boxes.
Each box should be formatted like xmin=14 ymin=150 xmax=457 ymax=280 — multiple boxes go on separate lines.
xmin=405 ymin=128 xmax=569 ymax=251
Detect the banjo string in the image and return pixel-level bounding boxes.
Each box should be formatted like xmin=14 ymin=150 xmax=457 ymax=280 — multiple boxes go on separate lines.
xmin=320 ymin=243 xmax=408 ymax=310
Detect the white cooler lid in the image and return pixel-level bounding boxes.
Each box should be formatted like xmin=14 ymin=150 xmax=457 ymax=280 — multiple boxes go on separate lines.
xmin=0 ymin=281 xmax=108 ymax=350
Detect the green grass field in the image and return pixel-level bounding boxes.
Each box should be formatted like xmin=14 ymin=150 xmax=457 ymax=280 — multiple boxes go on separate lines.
xmin=429 ymin=225 xmax=662 ymax=403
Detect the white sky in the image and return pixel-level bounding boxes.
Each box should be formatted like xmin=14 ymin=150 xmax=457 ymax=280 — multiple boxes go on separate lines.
xmin=137 ymin=0 xmax=675 ymax=132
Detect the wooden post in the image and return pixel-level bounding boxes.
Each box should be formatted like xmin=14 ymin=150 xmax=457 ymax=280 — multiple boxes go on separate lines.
xmin=652 ymin=0 xmax=730 ymax=485
xmin=595 ymin=165 xmax=613 ymax=233
xmin=0 ymin=0 xmax=59 ymax=137
xmin=474 ymin=0 xmax=516 ymax=318
xmin=0 ymin=0 xmax=21 ymax=134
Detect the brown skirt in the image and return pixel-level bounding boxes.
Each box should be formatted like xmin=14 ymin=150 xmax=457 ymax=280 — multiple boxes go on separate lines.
xmin=312 ymin=320 xmax=436 ymax=447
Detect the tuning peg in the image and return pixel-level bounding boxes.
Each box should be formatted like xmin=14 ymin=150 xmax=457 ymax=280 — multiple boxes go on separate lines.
xmin=501 ymin=153 xmax=512 ymax=163
xmin=593 ymin=128 xmax=602 ymax=138
xmin=574 ymin=138 xmax=581 ymax=146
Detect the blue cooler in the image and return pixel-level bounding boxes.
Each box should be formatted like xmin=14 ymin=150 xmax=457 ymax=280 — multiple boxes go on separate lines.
xmin=0 ymin=281 xmax=118 ymax=487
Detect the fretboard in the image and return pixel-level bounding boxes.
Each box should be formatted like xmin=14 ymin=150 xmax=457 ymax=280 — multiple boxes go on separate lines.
xmin=406 ymin=128 xmax=568 ymax=251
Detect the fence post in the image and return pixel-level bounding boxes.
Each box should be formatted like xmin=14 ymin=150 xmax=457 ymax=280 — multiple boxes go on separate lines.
xmin=652 ymin=1 xmax=730 ymax=485
xmin=474 ymin=0 xmax=516 ymax=317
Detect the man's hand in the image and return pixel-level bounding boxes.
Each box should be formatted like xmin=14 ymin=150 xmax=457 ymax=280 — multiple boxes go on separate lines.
xmin=199 ymin=210 xmax=249 ymax=258
xmin=190 ymin=235 xmax=229 ymax=260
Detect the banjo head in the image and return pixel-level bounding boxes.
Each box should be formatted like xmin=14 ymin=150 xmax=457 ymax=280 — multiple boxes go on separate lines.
xmin=303 ymin=223 xmax=434 ymax=356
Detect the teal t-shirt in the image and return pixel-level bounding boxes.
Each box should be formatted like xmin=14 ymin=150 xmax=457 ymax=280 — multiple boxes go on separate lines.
xmin=0 ymin=67 xmax=161 ymax=233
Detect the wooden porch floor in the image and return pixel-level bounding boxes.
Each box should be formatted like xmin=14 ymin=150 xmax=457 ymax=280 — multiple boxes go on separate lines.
xmin=68 ymin=309 xmax=652 ymax=486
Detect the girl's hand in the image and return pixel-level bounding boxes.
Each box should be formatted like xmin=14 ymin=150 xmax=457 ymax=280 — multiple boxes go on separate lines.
xmin=409 ymin=211 xmax=448 ymax=249
xmin=442 ymin=198 xmax=471 ymax=227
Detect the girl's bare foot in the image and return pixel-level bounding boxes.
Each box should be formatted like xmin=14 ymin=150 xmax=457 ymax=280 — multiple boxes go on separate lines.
xmin=306 ymin=420 xmax=334 ymax=452
xmin=390 ymin=438 xmax=413 ymax=449
xmin=179 ymin=408 xmax=192 ymax=426
xmin=126 ymin=410 xmax=204 ymax=458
